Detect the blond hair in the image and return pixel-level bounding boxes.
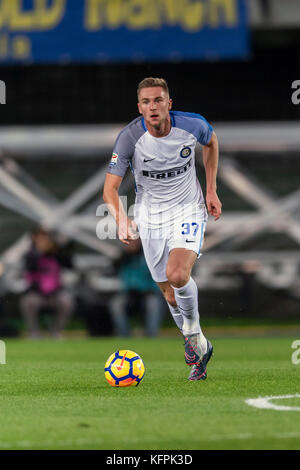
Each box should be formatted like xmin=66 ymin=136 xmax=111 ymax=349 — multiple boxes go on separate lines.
xmin=137 ymin=77 xmax=169 ymax=99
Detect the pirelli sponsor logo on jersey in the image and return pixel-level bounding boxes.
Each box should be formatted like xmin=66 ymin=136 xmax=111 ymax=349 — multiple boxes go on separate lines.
xmin=142 ymin=159 xmax=192 ymax=179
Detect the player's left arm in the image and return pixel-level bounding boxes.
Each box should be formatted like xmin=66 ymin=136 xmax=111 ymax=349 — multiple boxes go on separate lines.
xmin=202 ymin=131 xmax=222 ymax=221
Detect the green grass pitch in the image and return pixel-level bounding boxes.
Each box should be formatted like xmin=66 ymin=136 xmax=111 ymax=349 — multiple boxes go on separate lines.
xmin=0 ymin=335 xmax=299 ymax=450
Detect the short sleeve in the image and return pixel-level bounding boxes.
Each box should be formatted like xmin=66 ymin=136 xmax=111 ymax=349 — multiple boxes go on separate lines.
xmin=197 ymin=117 xmax=213 ymax=146
xmin=170 ymin=111 xmax=213 ymax=146
xmin=107 ymin=128 xmax=135 ymax=177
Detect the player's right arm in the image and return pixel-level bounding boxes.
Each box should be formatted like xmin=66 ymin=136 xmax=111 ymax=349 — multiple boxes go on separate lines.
xmin=103 ymin=121 xmax=144 ymax=244
xmin=103 ymin=173 xmax=136 ymax=246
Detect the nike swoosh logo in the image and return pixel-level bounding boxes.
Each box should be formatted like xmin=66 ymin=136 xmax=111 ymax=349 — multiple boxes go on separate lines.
xmin=185 ymin=240 xmax=195 ymax=243
xmin=144 ymin=158 xmax=156 ymax=162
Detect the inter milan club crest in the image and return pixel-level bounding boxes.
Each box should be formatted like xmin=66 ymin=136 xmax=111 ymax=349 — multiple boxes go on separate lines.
xmin=180 ymin=146 xmax=192 ymax=158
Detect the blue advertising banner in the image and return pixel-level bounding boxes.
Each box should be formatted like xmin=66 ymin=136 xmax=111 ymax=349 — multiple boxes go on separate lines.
xmin=0 ymin=0 xmax=249 ymax=64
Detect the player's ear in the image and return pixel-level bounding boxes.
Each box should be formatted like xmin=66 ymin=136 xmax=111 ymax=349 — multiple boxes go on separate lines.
xmin=137 ymin=102 xmax=142 ymax=114
xmin=168 ymin=98 xmax=173 ymax=110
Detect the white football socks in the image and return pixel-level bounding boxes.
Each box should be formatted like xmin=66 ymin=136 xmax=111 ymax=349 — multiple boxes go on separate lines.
xmin=172 ymin=277 xmax=207 ymax=355
xmin=167 ymin=303 xmax=183 ymax=332
xmin=172 ymin=277 xmax=200 ymax=335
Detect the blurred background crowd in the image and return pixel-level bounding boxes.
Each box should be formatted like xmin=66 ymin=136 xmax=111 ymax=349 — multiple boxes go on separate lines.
xmin=0 ymin=0 xmax=299 ymax=338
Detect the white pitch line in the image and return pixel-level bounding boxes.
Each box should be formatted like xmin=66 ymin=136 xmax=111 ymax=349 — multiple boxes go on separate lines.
xmin=207 ymin=432 xmax=300 ymax=442
xmin=1 ymin=432 xmax=300 ymax=449
xmin=209 ymin=433 xmax=252 ymax=441
xmin=0 ymin=438 xmax=104 ymax=449
xmin=246 ymin=394 xmax=300 ymax=411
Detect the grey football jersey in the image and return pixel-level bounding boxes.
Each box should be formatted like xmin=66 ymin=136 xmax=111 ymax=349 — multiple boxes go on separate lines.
xmin=108 ymin=111 xmax=213 ymax=228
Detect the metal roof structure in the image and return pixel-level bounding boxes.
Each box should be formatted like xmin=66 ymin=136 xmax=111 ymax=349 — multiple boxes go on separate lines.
xmin=0 ymin=122 xmax=299 ymax=294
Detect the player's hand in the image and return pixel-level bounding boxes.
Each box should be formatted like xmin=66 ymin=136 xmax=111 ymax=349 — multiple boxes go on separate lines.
xmin=206 ymin=191 xmax=222 ymax=221
xmin=118 ymin=219 xmax=139 ymax=245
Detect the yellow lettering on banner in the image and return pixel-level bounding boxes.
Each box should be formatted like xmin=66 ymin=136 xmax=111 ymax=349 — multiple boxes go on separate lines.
xmin=85 ymin=0 xmax=106 ymax=30
xmin=9 ymin=0 xmax=35 ymax=30
xmin=0 ymin=33 xmax=32 ymax=59
xmin=0 ymin=0 xmax=10 ymax=29
xmin=106 ymin=0 xmax=123 ymax=29
xmin=86 ymin=0 xmax=160 ymax=31
xmin=180 ymin=0 xmax=204 ymax=32
xmin=12 ymin=35 xmax=31 ymax=57
xmin=146 ymin=1 xmax=161 ymax=29
xmin=85 ymin=0 xmax=238 ymax=31
xmin=36 ymin=0 xmax=67 ymax=30
xmin=158 ymin=0 xmax=178 ymax=26
xmin=209 ymin=0 xmax=237 ymax=27
xmin=125 ymin=0 xmax=149 ymax=30
xmin=0 ymin=34 xmax=9 ymax=58
xmin=0 ymin=0 xmax=65 ymax=31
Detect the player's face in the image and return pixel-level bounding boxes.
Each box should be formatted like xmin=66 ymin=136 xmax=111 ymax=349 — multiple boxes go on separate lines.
xmin=138 ymin=87 xmax=172 ymax=129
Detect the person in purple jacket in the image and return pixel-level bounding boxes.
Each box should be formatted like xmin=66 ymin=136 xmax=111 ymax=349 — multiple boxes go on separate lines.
xmin=19 ymin=227 xmax=75 ymax=339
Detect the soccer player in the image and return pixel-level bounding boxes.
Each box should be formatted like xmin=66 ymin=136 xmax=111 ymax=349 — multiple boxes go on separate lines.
xmin=103 ymin=77 xmax=222 ymax=381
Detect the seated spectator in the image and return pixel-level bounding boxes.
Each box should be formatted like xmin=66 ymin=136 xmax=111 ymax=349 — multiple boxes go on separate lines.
xmin=110 ymin=238 xmax=165 ymax=337
xmin=19 ymin=228 xmax=75 ymax=339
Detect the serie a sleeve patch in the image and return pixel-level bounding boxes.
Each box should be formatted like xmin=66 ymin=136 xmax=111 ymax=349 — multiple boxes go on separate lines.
xmin=109 ymin=152 xmax=119 ymax=167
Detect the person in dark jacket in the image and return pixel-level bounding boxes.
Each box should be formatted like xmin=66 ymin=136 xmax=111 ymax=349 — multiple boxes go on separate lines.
xmin=110 ymin=238 xmax=164 ymax=336
xmin=19 ymin=228 xmax=75 ymax=338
